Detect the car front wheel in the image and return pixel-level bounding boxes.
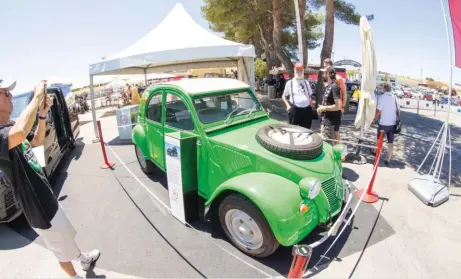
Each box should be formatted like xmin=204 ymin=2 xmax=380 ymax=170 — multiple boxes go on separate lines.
xmin=219 ymin=194 xmax=279 ymax=258
xmin=135 ymin=145 xmax=155 ymax=174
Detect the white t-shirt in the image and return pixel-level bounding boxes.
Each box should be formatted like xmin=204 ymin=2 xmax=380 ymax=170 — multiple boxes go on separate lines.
xmin=283 ymin=78 xmax=312 ymax=108
xmin=377 ymin=92 xmax=398 ymax=126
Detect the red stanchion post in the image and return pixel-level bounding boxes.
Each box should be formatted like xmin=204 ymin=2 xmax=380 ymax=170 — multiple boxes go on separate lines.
xmin=287 ymin=245 xmax=312 ymax=279
xmin=356 ymin=130 xmax=385 ymax=203
xmin=96 ymin=120 xmax=115 ymax=169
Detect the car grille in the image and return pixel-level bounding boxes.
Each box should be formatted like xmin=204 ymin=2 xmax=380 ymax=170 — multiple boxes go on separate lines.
xmin=321 ymin=177 xmax=341 ymax=215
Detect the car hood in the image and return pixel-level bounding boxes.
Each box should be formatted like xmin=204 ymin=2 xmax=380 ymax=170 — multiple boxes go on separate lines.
xmin=209 ymin=119 xmax=336 ymax=175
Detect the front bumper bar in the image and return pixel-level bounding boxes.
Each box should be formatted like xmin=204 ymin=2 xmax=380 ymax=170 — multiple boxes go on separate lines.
xmin=308 ymin=179 xmax=355 ymax=249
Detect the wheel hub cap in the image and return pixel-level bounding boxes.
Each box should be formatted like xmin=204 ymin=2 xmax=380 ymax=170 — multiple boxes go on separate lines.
xmin=225 ymin=209 xmax=263 ymax=250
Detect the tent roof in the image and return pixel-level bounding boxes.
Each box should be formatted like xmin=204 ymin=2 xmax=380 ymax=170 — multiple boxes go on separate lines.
xmin=150 ymin=78 xmax=249 ymax=95
xmin=89 ymin=3 xmax=255 ymax=76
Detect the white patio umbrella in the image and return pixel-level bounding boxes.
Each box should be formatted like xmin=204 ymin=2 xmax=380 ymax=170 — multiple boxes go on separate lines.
xmin=354 ymin=16 xmax=377 ymax=129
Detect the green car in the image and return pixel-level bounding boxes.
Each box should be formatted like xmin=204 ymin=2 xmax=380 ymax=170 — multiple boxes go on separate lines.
xmin=133 ymin=78 xmax=353 ymax=258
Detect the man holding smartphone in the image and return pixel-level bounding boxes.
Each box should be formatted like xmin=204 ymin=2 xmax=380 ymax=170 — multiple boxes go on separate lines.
xmin=0 ymin=80 xmax=100 ymax=278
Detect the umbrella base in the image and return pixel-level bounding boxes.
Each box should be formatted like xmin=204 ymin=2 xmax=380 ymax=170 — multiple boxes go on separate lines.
xmin=345 ymin=153 xmax=368 ymax=164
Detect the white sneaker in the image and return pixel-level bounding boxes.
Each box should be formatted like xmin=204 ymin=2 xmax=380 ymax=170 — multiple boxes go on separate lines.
xmin=80 ymin=249 xmax=100 ymax=271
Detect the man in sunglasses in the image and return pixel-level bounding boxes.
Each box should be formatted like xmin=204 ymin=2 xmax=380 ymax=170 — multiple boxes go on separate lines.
xmin=0 ymin=80 xmax=99 ymax=278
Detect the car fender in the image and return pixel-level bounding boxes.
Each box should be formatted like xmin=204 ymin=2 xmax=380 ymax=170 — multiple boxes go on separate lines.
xmin=206 ymin=172 xmax=317 ymax=245
xmin=132 ymin=124 xmax=148 ymax=158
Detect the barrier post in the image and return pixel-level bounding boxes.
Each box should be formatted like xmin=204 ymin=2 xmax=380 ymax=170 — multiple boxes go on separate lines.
xmin=96 ymin=120 xmax=115 ymax=169
xmin=356 ymin=130 xmax=385 ymax=203
xmin=287 ymin=245 xmax=312 ymax=279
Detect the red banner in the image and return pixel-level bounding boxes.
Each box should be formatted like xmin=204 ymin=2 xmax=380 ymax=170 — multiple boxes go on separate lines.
xmin=449 ymin=0 xmax=461 ymax=68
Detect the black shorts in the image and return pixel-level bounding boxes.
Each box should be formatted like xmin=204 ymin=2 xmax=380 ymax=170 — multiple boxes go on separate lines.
xmin=377 ymin=124 xmax=396 ymax=143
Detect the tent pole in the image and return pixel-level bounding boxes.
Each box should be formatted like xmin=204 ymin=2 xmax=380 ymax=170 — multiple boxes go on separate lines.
xmin=144 ymin=69 xmax=147 ymax=85
xmin=90 ymin=75 xmax=99 ymax=142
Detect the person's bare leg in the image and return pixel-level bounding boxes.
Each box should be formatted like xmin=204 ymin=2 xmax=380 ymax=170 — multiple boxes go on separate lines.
xmin=59 ymin=261 xmax=77 ymax=277
xmin=387 ymin=143 xmax=394 ymax=162
xmin=335 ymin=131 xmax=340 ymax=145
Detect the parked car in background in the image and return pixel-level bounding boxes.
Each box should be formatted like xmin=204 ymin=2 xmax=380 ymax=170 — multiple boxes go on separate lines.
xmin=423 ymin=93 xmax=434 ymax=101
xmin=402 ymin=89 xmax=413 ymax=99
xmin=0 ymin=83 xmax=80 ymax=224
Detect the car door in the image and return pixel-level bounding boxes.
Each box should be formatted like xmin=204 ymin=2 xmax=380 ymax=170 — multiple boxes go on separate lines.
xmin=163 ymin=92 xmax=196 ymax=135
xmin=43 ymin=102 xmax=59 ymax=176
xmin=145 ymin=92 xmax=165 ymax=169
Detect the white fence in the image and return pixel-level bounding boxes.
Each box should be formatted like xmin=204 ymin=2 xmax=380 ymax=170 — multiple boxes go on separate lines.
xmin=396 ymin=97 xmax=461 ymax=116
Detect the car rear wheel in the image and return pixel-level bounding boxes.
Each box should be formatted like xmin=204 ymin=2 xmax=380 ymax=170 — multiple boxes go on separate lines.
xmin=219 ymin=194 xmax=279 ymax=258
xmin=135 ymin=145 xmax=155 ymax=174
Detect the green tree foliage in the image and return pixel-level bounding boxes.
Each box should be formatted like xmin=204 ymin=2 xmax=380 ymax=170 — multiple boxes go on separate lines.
xmin=308 ymin=0 xmax=360 ymax=24
xmin=202 ymin=0 xmax=323 ymax=74
xmin=426 ymin=77 xmax=435 ymax=82
xmin=254 ymin=58 xmax=268 ymax=78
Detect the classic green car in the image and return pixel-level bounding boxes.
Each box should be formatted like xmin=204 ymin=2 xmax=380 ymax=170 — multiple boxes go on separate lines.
xmin=133 ymin=78 xmax=353 ymax=258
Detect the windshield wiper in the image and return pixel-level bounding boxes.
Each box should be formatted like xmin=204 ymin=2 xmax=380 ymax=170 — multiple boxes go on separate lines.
xmin=247 ymin=104 xmax=258 ymax=118
xmin=224 ymin=107 xmax=241 ymax=124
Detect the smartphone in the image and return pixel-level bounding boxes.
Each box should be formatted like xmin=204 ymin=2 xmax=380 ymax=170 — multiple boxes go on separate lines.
xmin=42 ymin=80 xmax=48 ymax=109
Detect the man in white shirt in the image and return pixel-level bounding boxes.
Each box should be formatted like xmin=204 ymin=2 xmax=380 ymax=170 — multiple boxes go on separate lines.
xmin=282 ymin=63 xmax=313 ymax=129
xmin=374 ymin=83 xmax=399 ymax=166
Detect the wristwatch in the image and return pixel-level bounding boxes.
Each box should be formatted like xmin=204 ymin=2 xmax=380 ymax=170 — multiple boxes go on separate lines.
xmin=38 ymin=115 xmax=46 ymax=120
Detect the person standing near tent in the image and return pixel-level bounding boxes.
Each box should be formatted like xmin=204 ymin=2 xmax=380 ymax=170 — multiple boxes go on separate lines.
xmin=282 ymin=63 xmax=314 ymax=129
xmin=130 ymin=84 xmax=140 ymax=105
xmin=373 ymin=83 xmax=398 ymax=167
xmin=0 ymin=80 xmax=100 ymax=278
xmin=317 ymin=67 xmax=342 ymax=141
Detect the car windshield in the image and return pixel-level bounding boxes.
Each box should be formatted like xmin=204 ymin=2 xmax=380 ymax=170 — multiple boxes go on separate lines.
xmin=193 ymin=91 xmax=261 ymax=124
xmin=11 ymin=94 xmax=30 ymax=120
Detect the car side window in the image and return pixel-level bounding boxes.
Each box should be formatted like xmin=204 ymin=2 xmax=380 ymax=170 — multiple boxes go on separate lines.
xmin=165 ymin=93 xmax=195 ymax=131
xmin=147 ymin=94 xmax=162 ymax=123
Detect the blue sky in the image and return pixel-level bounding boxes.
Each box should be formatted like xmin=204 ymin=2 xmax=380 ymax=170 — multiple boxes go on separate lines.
xmin=1 ymin=0 xmax=460 ymax=93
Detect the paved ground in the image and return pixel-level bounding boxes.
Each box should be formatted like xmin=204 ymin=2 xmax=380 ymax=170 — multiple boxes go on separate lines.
xmin=1 ymin=97 xmax=461 ymax=278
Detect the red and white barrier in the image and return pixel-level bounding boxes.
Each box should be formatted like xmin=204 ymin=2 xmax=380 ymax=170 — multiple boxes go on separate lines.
xmin=355 ymin=130 xmax=385 ymax=203
xmin=96 ymin=120 xmax=115 ymax=169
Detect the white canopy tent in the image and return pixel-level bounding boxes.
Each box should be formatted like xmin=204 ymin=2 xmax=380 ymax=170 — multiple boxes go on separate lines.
xmin=88 ymin=2 xmax=256 ymax=139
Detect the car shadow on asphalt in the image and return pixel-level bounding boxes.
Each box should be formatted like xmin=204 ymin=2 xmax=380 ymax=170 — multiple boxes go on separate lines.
xmin=255 ymin=211 xmax=356 ymax=277
xmin=343 ymin=167 xmax=360 ymax=182
xmin=107 ymin=136 xmax=133 ymax=146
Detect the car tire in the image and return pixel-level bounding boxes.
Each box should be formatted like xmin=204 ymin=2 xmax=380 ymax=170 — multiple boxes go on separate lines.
xmin=219 ymin=194 xmax=279 ymax=258
xmin=256 ymin=124 xmax=323 ymax=160
xmin=135 ymin=145 xmax=155 ymax=174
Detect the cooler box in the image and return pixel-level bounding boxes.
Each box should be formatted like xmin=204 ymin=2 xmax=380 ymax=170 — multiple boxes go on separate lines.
xmin=116 ymin=104 xmax=139 ymax=140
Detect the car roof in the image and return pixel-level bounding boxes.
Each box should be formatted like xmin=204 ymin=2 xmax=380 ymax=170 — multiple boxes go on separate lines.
xmin=153 ymin=78 xmax=250 ymax=95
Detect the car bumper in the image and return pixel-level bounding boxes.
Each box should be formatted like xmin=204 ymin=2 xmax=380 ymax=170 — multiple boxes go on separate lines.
xmin=307 ymin=178 xmax=355 ymax=249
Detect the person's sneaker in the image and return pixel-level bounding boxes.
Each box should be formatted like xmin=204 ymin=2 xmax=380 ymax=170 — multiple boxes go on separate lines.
xmin=80 ymin=249 xmax=100 ymax=271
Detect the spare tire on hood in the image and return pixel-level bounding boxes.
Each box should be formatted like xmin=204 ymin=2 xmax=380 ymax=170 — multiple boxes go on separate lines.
xmin=255 ymin=124 xmax=323 ymax=160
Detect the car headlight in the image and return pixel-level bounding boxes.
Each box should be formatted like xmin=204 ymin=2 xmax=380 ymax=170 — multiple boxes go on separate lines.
xmin=332 ymin=144 xmax=346 ymax=161
xmin=299 ymin=177 xmax=322 ymax=199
